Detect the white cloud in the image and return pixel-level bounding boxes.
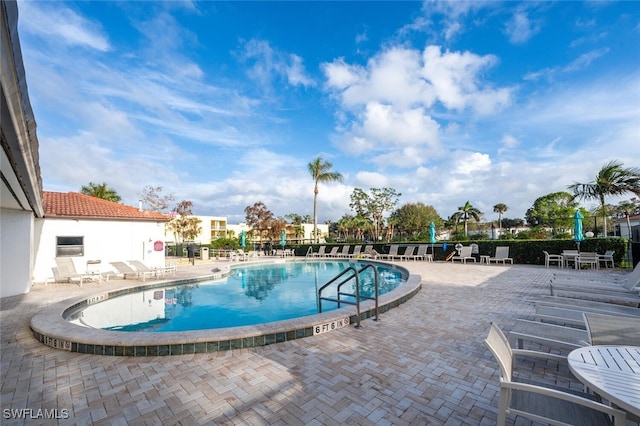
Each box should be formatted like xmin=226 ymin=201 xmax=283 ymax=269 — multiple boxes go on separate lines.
xmin=18 ymin=1 xmax=111 ymax=51
xmin=505 ymin=11 xmax=539 ymax=44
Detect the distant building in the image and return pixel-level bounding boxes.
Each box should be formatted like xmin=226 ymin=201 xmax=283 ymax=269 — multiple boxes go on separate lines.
xmin=167 ymin=216 xmax=329 ymax=245
xmin=614 ymin=214 xmax=640 ymax=240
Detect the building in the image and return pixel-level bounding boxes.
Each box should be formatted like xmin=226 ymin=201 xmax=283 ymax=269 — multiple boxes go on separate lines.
xmin=166 ymin=215 xmax=329 ymax=246
xmin=32 ymin=192 xmax=169 ymax=284
xmin=614 ymin=214 xmax=640 ymax=240
xmin=1 ymin=1 xmax=45 ymax=298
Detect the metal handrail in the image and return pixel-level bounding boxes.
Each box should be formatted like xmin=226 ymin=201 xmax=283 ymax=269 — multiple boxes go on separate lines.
xmin=317 ymin=264 xmax=380 ymax=328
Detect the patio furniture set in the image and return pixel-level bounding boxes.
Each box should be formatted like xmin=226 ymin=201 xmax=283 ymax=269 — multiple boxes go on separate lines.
xmin=485 ymin=262 xmax=640 ymax=425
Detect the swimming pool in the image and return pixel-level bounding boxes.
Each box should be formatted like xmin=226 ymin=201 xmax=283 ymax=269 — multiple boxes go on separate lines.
xmin=72 ymin=261 xmax=405 ymax=332
xmin=30 ymin=259 xmax=421 ymax=356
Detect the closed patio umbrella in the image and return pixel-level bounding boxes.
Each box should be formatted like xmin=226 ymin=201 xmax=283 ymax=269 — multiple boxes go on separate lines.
xmin=429 ymin=221 xmax=436 ymax=255
xmin=281 ymin=230 xmax=286 ymax=248
xmin=573 ymin=210 xmax=585 ymax=251
xmin=241 ymin=231 xmax=246 ymax=249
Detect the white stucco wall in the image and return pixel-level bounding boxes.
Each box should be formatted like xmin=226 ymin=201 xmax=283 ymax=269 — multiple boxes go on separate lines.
xmin=33 ymin=218 xmax=167 ymax=283
xmin=0 ymin=208 xmax=35 ymax=298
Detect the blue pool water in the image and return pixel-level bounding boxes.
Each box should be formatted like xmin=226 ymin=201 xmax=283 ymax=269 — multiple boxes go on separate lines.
xmin=76 ymin=261 xmax=406 ymax=332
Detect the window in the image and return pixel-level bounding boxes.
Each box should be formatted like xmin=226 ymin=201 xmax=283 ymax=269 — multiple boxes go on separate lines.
xmin=56 ymin=236 xmax=84 ymax=257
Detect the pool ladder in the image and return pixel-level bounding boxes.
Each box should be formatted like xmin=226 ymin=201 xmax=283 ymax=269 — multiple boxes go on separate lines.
xmin=317 ymin=264 xmax=379 ymax=329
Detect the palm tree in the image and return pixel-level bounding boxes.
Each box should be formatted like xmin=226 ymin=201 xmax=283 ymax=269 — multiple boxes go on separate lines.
xmin=452 ymin=201 xmax=482 ymax=236
xmin=308 ymin=157 xmax=343 ymax=243
xmin=568 ymin=160 xmax=640 ymax=236
xmin=493 ymin=203 xmax=508 ymax=232
xmin=80 ymin=182 xmax=121 ymax=202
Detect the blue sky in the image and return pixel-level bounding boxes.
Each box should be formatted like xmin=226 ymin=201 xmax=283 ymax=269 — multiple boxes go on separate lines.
xmin=17 ymin=1 xmax=640 ymax=224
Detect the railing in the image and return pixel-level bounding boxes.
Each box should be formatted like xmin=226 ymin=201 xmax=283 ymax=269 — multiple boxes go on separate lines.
xmin=317 ymin=264 xmax=380 ymax=329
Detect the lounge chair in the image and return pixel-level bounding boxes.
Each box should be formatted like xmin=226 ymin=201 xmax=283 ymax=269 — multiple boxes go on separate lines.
xmin=347 ymin=245 xmax=362 ymax=258
xmin=323 ymin=246 xmax=340 ymax=258
xmin=484 ymin=323 xmax=626 ymax=426
xmin=380 ymin=244 xmax=400 ymax=261
xmin=337 ymin=245 xmax=351 ymax=258
xmin=549 ymin=262 xmax=640 ymax=292
xmin=488 ymin=246 xmax=513 ymax=265
xmin=451 ymin=246 xmax=475 ymax=263
xmin=363 ymin=245 xmax=380 ymax=259
xmin=543 ymin=250 xmax=563 ymax=268
xmin=398 ymin=245 xmax=416 ymax=261
xmin=509 ymin=319 xmax=588 ymax=352
xmin=549 ymin=284 xmax=640 ymax=307
xmin=51 ymin=257 xmax=101 ymax=286
xmin=407 ymin=244 xmax=428 ymax=261
xmin=110 ymin=261 xmax=156 ymax=281
xmin=128 ymin=260 xmax=176 ymax=278
xmin=312 ymin=246 xmax=326 ymax=258
xmin=584 ymin=312 xmax=640 ymax=346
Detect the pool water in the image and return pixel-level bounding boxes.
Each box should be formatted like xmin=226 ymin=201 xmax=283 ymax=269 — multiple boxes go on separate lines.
xmin=75 ymin=261 xmax=405 ymax=332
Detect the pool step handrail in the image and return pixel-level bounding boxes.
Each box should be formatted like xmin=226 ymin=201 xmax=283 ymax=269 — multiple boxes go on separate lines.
xmin=317 ymin=264 xmax=380 ymax=328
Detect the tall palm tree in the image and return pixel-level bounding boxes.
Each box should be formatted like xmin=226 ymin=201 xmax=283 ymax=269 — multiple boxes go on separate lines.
xmin=493 ymin=203 xmax=508 ymax=231
xmin=452 ymin=201 xmax=482 ymax=236
xmin=568 ymin=160 xmax=640 ymax=236
xmin=308 ymin=157 xmax=343 ymax=243
xmin=80 ymin=182 xmax=121 ymax=202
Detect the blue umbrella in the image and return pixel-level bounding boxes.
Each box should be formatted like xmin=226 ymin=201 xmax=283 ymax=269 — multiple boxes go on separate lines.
xmin=281 ymin=230 xmax=286 ymax=248
xmin=241 ymin=230 xmax=246 ymax=249
xmin=429 ymin=221 xmax=436 ymax=256
xmin=573 ymin=210 xmax=585 ymax=251
xmin=429 ymin=222 xmax=436 ymax=244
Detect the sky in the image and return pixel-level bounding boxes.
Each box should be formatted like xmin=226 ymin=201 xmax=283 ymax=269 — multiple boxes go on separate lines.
xmin=16 ymin=0 xmax=640 ymax=225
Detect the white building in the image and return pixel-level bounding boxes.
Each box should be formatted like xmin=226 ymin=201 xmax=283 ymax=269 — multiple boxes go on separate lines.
xmin=32 ymin=192 xmax=170 ymax=284
xmin=1 ymin=1 xmax=45 ymax=298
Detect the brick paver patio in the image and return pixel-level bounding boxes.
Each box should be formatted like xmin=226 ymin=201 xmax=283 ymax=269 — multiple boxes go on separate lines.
xmin=1 ymin=260 xmax=635 ymax=425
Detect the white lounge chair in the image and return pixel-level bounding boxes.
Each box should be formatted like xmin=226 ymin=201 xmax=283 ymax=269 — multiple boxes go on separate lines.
xmin=508 ymin=319 xmax=588 ymax=352
xmin=110 ymin=261 xmax=155 ymax=281
xmin=598 ymin=250 xmax=615 ymax=269
xmin=347 ymin=245 xmax=362 ymax=258
xmin=451 ymin=246 xmax=475 ymax=263
xmin=488 ymin=246 xmax=513 ymax=265
xmin=128 ymin=260 xmax=176 ymax=278
xmin=337 ymin=245 xmax=351 ymax=258
xmin=51 ymin=257 xmax=100 ymax=287
xmin=484 ymin=322 xmax=626 ymax=426
xmin=380 ymin=244 xmax=400 ymax=260
xmin=323 ymin=246 xmax=340 ymax=257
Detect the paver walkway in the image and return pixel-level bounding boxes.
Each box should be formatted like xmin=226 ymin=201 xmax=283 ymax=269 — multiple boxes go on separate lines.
xmin=1 ymin=260 xmax=635 ymax=425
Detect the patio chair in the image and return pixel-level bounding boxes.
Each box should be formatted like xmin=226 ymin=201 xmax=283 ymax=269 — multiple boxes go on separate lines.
xmin=488 ymin=246 xmax=513 ymax=265
xmin=549 ymin=285 xmax=640 ymax=307
xmin=599 ymin=250 xmax=615 ymax=269
xmin=484 ymin=323 xmax=626 ymax=426
xmin=535 ymin=295 xmax=640 ymax=318
xmin=543 ymin=251 xmax=563 ymax=268
xmin=451 ymin=246 xmax=475 ymax=263
xmin=399 ymin=245 xmax=416 ymax=261
xmin=312 ymin=246 xmax=326 ymax=258
xmin=408 ymin=244 xmax=428 ymax=261
xmin=575 ymin=252 xmax=599 ymax=270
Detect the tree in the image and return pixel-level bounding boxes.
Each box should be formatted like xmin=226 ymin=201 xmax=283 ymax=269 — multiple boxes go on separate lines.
xmin=166 ymin=200 xmax=202 ymax=243
xmin=389 ymin=202 xmax=440 ymax=239
xmin=308 ymin=157 xmax=343 ymax=243
xmin=244 ymin=201 xmax=276 ymax=243
xmin=451 ymin=201 xmax=482 ymax=236
xmin=80 ymin=182 xmax=121 ymax=202
xmin=568 ymin=160 xmax=640 ymax=236
xmin=140 ymin=185 xmax=174 ymax=212
xmin=493 ymin=203 xmax=508 ymax=230
xmin=614 ymin=198 xmax=640 ymax=238
xmin=525 ymin=191 xmax=580 ymax=235
xmin=349 ymin=187 xmax=401 ymax=241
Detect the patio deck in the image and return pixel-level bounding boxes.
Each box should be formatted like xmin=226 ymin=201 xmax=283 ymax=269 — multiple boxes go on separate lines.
xmin=1 ymin=260 xmax=636 ymax=425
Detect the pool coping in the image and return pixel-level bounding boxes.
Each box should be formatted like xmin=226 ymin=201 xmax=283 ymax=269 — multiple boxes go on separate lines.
xmin=30 ymin=259 xmax=421 ymax=356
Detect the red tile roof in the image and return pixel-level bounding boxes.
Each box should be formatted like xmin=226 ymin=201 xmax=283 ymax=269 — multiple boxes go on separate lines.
xmin=43 ymin=192 xmax=170 ymax=222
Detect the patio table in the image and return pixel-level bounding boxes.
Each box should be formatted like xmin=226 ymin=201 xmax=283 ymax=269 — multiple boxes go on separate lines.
xmin=568 ymin=345 xmax=640 ymax=418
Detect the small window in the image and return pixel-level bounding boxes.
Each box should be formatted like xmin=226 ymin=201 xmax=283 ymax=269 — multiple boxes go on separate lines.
xmin=56 ymin=236 xmax=84 ymax=257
